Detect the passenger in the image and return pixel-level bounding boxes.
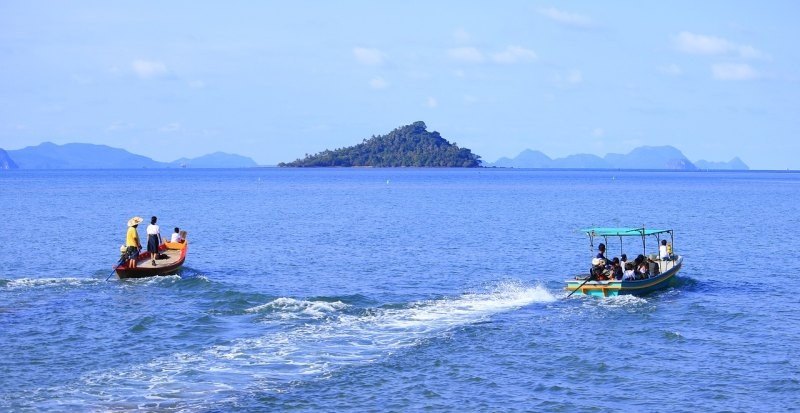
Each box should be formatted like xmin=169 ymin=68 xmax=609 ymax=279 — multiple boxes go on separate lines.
xmin=659 ymin=240 xmax=672 ymax=260
xmin=596 ymin=243 xmax=610 ymax=262
xmin=648 ymin=257 xmax=660 ymax=275
xmin=590 ymin=257 xmax=607 ymax=280
xmin=178 ymin=230 xmax=187 ymax=243
xmin=611 ymin=257 xmax=623 ymax=280
xmin=146 ymin=216 xmax=162 ymax=266
xmin=634 ymin=254 xmax=648 ymax=279
xmin=170 ymin=227 xmax=183 ymax=243
xmin=125 ymin=216 xmax=143 ymax=268
xmin=620 ymin=254 xmax=628 ymax=272
xmin=622 ymin=263 xmax=636 ymax=280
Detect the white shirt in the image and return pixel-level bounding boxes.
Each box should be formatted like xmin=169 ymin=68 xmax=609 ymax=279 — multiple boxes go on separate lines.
xmin=659 ymin=244 xmax=669 ymax=258
xmin=170 ymin=232 xmax=182 ymax=243
xmin=623 ymin=269 xmax=636 ymax=280
xmin=147 ymin=224 xmax=160 ymax=236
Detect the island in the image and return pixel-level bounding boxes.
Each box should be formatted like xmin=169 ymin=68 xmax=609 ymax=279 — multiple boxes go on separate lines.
xmin=279 ymin=121 xmax=482 ymax=167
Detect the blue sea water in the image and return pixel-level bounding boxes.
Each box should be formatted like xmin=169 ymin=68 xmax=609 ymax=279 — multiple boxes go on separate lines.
xmin=1 ymin=168 xmax=799 ymax=412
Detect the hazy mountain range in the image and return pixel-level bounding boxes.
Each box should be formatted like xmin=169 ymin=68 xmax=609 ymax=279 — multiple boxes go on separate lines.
xmin=0 ymin=142 xmax=258 ymax=169
xmin=488 ymin=146 xmax=748 ymax=170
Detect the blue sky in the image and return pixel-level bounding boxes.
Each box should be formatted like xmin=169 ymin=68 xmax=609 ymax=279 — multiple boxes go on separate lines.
xmin=1 ymin=1 xmax=798 ymax=169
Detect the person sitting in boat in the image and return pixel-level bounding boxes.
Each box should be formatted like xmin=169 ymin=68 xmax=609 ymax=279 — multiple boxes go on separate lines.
xmin=659 ymin=240 xmax=673 ymax=260
xmin=620 ymin=254 xmax=628 ymax=272
xmin=634 ymin=254 xmax=649 ymax=279
xmin=611 ymin=257 xmax=623 ymax=280
xmin=622 ymin=263 xmax=636 ymax=280
xmin=125 ymin=216 xmax=143 ymax=268
xmin=590 ymin=258 xmax=613 ymax=280
xmin=146 ymin=216 xmax=162 ymax=266
xmin=170 ymin=227 xmax=183 ymax=243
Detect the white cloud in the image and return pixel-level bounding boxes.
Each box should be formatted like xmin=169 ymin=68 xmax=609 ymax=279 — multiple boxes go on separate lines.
xmin=539 ymin=7 xmax=594 ymax=28
xmin=159 ymin=122 xmax=182 ymax=132
xmin=369 ymin=76 xmax=388 ymax=89
xmin=553 ymin=69 xmax=583 ymax=86
xmin=674 ymin=32 xmax=766 ymax=59
xmin=566 ymin=70 xmax=583 ymax=84
xmin=132 ymin=59 xmax=168 ymax=79
xmin=447 ymin=47 xmax=484 ymax=63
xmin=491 ymin=46 xmax=537 ymax=64
xmin=453 ymin=28 xmax=471 ymax=43
xmin=425 ymin=97 xmax=438 ymax=108
xmin=353 ymin=47 xmax=385 ymax=66
xmin=712 ymin=63 xmax=758 ymax=80
xmin=592 ymin=128 xmax=605 ymax=137
xmin=659 ymin=64 xmax=683 ymax=76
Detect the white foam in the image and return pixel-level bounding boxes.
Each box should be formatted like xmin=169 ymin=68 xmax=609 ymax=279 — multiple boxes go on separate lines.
xmin=74 ymin=282 xmax=555 ymax=407
xmin=244 ymin=297 xmax=349 ymax=318
xmin=3 ymin=277 xmax=100 ymax=290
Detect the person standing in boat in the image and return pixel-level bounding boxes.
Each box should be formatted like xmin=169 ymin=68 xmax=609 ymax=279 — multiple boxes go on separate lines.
xmin=125 ymin=216 xmax=143 ymax=268
xmin=146 ymin=216 xmax=162 ymax=266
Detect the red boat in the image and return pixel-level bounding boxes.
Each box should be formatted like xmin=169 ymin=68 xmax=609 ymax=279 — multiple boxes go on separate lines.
xmin=114 ymin=240 xmax=189 ymax=279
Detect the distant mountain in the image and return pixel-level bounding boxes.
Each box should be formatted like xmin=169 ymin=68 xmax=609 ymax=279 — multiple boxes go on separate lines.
xmin=170 ymin=152 xmax=258 ymax=168
xmin=487 ymin=145 xmax=746 ymax=170
xmin=0 ymin=149 xmax=18 ymax=170
xmin=1 ymin=142 xmax=258 ymax=169
xmin=695 ymin=157 xmax=749 ymax=170
xmin=280 ymin=121 xmax=481 ymax=167
xmin=7 ymin=142 xmax=164 ymax=169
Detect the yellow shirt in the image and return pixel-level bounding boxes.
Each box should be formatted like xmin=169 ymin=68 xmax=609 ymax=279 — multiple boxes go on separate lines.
xmin=126 ymin=226 xmax=140 ymax=247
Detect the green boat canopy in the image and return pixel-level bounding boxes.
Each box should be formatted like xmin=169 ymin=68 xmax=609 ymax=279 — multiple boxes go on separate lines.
xmin=582 ymin=227 xmax=672 ymax=237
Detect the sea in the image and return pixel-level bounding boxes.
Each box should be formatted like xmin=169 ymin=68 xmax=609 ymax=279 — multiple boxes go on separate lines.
xmin=1 ymin=168 xmax=798 ymax=412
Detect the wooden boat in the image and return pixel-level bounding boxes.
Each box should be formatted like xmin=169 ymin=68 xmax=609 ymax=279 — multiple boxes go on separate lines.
xmin=114 ymin=240 xmax=189 ymax=279
xmin=565 ymin=227 xmax=683 ymax=297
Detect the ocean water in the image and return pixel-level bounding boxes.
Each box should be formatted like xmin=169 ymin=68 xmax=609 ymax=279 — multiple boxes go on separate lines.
xmin=1 ymin=168 xmax=798 ymax=412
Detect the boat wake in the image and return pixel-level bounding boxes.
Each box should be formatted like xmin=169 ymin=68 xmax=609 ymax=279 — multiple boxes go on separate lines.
xmin=58 ymin=281 xmax=556 ymax=409
xmin=0 ymin=277 xmax=102 ymax=290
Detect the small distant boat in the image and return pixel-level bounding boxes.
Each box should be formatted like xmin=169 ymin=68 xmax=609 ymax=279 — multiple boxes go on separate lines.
xmin=114 ymin=240 xmax=189 ymax=279
xmin=565 ymin=227 xmax=683 ymax=297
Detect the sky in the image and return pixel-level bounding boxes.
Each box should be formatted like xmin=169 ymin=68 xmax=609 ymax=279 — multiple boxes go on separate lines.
xmin=1 ymin=1 xmax=798 ymax=169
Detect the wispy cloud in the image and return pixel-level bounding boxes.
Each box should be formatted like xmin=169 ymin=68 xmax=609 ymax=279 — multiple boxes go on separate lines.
xmin=369 ymin=76 xmax=388 ymax=89
xmin=674 ymin=32 xmax=766 ymax=59
xmin=491 ymin=46 xmax=537 ymax=64
xmin=659 ymin=63 xmax=683 ymax=76
xmin=592 ymin=127 xmax=605 ymax=137
xmin=539 ymin=7 xmax=594 ymax=28
xmin=353 ymin=47 xmax=385 ymax=66
xmin=132 ymin=59 xmax=168 ymax=79
xmin=447 ymin=47 xmax=484 ymax=63
xmin=453 ymin=28 xmax=471 ymax=43
xmin=425 ymin=97 xmax=438 ymax=108
xmin=712 ymin=63 xmax=758 ymax=80
xmin=553 ymin=69 xmax=583 ymax=86
xmin=159 ymin=122 xmax=182 ymax=132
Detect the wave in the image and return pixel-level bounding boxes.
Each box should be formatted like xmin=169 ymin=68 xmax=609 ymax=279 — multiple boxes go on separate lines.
xmin=65 ymin=281 xmax=555 ymax=409
xmin=0 ymin=277 xmax=102 ymax=290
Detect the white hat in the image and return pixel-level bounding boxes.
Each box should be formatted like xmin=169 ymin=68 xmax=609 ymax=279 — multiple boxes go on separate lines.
xmin=592 ymin=257 xmax=605 ymax=266
xmin=127 ymin=216 xmax=144 ymax=227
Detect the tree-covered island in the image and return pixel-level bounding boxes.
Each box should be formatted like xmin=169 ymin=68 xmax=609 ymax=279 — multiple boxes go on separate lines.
xmin=279 ymin=121 xmax=482 ymax=167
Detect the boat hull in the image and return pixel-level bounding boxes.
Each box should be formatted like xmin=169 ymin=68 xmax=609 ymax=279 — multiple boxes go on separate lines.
xmin=114 ymin=241 xmax=188 ymax=279
xmin=565 ymin=257 xmax=683 ymax=297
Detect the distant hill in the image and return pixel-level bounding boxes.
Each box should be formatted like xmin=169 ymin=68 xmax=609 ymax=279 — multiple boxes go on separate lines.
xmin=1 ymin=142 xmax=258 ymax=169
xmin=0 ymin=149 xmax=19 ymax=170
xmin=280 ymin=121 xmax=481 ymax=167
xmin=487 ymin=146 xmax=748 ymax=170
xmin=695 ymin=157 xmax=749 ymax=170
xmin=170 ymin=152 xmax=258 ymax=168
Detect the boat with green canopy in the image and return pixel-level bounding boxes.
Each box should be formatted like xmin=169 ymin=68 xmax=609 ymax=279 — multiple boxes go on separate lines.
xmin=565 ymin=227 xmax=683 ymax=297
